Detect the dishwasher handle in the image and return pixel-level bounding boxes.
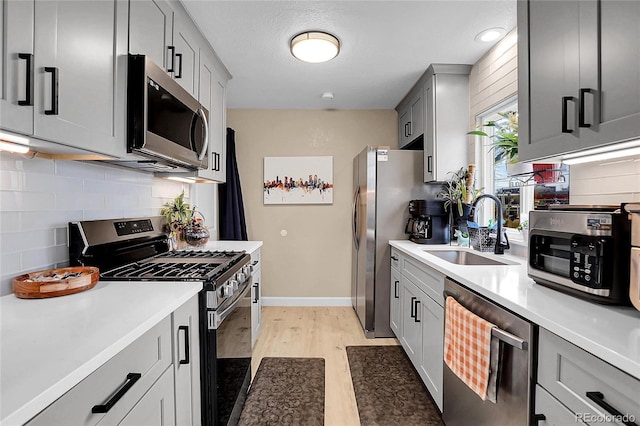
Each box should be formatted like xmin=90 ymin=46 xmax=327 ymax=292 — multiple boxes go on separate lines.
xmin=443 ymin=290 xmax=528 ymax=350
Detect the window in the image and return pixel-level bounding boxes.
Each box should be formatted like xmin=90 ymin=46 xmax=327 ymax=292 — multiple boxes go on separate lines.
xmin=474 ymin=98 xmax=570 ymax=239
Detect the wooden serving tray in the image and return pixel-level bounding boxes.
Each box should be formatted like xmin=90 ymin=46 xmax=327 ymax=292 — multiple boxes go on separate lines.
xmin=13 ymin=266 xmax=99 ymax=299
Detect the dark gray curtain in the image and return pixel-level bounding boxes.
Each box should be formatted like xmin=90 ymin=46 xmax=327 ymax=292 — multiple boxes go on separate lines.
xmin=218 ymin=128 xmax=248 ymax=240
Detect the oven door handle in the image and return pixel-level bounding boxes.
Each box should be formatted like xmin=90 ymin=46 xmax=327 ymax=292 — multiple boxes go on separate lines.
xmin=209 ymin=284 xmax=251 ymax=329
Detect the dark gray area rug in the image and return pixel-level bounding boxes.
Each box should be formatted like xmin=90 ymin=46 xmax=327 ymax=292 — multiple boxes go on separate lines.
xmin=238 ymin=357 xmax=325 ymax=426
xmin=346 ymin=346 xmax=443 ymax=426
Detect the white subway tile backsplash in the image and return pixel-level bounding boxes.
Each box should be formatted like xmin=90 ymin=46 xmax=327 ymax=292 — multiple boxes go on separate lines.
xmin=0 ymin=151 xmax=204 ymax=296
xmin=570 ymin=154 xmax=640 ymax=205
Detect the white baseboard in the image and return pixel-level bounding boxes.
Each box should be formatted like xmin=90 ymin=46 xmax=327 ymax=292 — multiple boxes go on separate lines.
xmin=262 ymin=297 xmax=351 ymax=307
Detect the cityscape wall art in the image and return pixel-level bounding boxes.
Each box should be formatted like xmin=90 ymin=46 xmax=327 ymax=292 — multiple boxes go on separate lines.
xmin=263 ymin=156 xmax=334 ymax=204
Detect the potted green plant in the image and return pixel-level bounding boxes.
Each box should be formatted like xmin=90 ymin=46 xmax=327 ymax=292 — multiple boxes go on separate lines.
xmin=439 ymin=166 xmax=482 ymax=240
xmin=160 ymin=191 xmax=209 ymax=248
xmin=468 ymin=111 xmax=529 ymax=175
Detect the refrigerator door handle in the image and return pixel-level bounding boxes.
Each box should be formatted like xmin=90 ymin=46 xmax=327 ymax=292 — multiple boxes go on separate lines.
xmin=352 ymin=186 xmax=360 ymax=250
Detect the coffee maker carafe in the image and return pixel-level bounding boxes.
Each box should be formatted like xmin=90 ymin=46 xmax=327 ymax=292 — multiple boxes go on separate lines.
xmin=405 ymin=199 xmax=450 ymax=244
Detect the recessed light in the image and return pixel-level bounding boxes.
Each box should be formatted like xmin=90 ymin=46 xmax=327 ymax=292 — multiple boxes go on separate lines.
xmin=290 ymin=31 xmax=340 ymax=63
xmin=474 ymin=28 xmax=506 ymax=43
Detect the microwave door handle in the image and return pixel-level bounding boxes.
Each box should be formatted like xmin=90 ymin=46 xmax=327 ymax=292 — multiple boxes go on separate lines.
xmin=197 ymin=108 xmax=209 ymax=161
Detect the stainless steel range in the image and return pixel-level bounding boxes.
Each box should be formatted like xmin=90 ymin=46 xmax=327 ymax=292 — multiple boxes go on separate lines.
xmin=68 ymin=216 xmax=252 ymax=426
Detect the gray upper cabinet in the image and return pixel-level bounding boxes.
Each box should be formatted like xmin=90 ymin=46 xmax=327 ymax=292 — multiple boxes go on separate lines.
xmin=129 ymin=0 xmax=173 ymax=72
xmin=396 ymin=64 xmax=470 ymax=182
xmin=0 ymin=0 xmax=35 ymax=136
xmin=423 ymin=65 xmax=471 ymax=182
xmin=1 ymin=0 xmax=128 ymax=158
xmin=519 ymin=0 xmax=640 ymax=161
xmin=397 ymin=89 xmax=424 ymax=148
xmin=172 ymin=10 xmax=200 ymax=98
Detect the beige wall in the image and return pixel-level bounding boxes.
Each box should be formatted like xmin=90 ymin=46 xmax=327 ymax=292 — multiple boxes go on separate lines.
xmin=227 ymin=109 xmax=397 ymax=300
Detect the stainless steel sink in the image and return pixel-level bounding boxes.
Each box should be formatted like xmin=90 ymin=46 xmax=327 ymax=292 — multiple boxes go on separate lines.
xmin=425 ymin=250 xmax=516 ymax=266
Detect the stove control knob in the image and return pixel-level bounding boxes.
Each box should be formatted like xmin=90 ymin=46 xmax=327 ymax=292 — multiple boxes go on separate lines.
xmin=229 ymin=279 xmax=239 ymax=290
xmin=223 ymin=284 xmax=234 ymax=297
xmin=243 ymin=265 xmax=252 ymax=276
xmin=237 ymin=272 xmax=246 ymax=283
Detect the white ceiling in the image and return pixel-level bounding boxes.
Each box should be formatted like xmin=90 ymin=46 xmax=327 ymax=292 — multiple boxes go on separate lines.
xmin=182 ymin=0 xmax=517 ymax=110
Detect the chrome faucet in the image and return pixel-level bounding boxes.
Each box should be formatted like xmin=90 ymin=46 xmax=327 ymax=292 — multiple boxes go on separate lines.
xmin=472 ymin=194 xmax=510 ymax=255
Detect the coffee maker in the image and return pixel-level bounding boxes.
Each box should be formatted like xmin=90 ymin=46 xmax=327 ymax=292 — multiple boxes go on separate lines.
xmin=405 ymin=199 xmax=450 ymax=244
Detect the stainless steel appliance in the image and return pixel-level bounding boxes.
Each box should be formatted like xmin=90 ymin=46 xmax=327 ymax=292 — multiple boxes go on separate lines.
xmin=528 ymin=205 xmax=631 ymax=304
xmin=443 ymin=278 xmax=534 ymax=426
xmin=405 ymin=199 xmax=450 ymax=244
xmin=118 ymin=55 xmax=209 ymax=172
xmin=624 ymin=203 xmax=640 ymax=311
xmin=352 ymin=147 xmax=434 ymax=338
xmin=68 ymin=217 xmax=252 ymax=426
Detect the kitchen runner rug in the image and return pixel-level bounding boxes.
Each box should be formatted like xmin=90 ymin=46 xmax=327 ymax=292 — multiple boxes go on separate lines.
xmin=346 ymin=346 xmax=443 ymax=426
xmin=238 ymin=357 xmax=325 ymax=426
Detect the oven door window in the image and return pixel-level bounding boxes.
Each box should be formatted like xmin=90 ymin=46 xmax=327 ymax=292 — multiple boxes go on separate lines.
xmin=216 ymin=303 xmax=251 ymax=425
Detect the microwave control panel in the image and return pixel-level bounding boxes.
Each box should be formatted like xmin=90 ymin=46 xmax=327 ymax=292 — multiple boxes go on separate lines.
xmin=570 ymin=236 xmax=606 ymax=288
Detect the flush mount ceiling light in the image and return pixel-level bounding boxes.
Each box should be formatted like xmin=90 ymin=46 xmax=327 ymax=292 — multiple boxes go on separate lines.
xmin=290 ymin=31 xmax=340 ymax=63
xmin=474 ymin=27 xmax=506 ymax=42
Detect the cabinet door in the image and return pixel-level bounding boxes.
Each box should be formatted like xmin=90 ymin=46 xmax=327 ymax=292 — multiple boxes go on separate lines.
xmin=172 ymin=15 xmax=199 ymax=97
xmin=417 ymin=294 xmax=444 ymax=411
xmin=116 ymin=368 xmax=176 ymax=426
xmin=129 ymin=0 xmax=174 ymax=72
xmin=172 ymin=295 xmax=201 ymax=426
xmin=198 ymin=48 xmax=227 ymax=182
xmin=579 ymin=0 xmax=640 ymax=149
xmin=251 ymin=266 xmax=262 ymax=347
xmin=400 ymin=277 xmax=422 ymax=363
xmin=522 ymin=0 xmax=581 ymax=160
xmin=33 ymin=0 xmax=127 ymax=157
xmin=409 ymin=90 xmax=424 ymax=141
xmin=0 ymin=0 xmax=34 ymax=135
xmin=390 ymin=267 xmax=401 ymax=337
xmin=398 ymin=106 xmax=410 ymax=148
xmin=424 ymin=78 xmax=435 ymax=181
xmin=534 ymin=385 xmax=587 ymax=426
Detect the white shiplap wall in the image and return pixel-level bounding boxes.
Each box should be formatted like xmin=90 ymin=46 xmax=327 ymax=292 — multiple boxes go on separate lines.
xmin=0 ymin=152 xmax=193 ymax=296
xmin=570 ymin=155 xmax=640 ymax=204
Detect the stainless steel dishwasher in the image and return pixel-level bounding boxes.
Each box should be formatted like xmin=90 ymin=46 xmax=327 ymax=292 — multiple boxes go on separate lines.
xmin=442 ymin=278 xmax=535 ymax=426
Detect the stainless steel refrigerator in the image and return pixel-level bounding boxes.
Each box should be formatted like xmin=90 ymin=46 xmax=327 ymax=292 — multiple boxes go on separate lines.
xmin=351 ymin=147 xmax=436 ymax=338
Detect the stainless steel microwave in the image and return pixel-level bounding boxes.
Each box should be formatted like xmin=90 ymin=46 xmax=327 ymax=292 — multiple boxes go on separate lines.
xmin=126 ymin=54 xmax=208 ymax=170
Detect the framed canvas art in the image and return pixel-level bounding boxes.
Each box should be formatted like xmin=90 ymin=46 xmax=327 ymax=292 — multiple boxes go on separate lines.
xmin=263 ymin=156 xmax=333 ymax=204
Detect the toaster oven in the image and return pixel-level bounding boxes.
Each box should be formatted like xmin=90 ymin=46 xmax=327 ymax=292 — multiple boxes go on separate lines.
xmin=528 ymin=205 xmax=631 ymax=304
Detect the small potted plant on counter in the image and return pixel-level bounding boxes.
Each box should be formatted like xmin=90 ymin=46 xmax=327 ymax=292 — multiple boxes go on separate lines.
xmin=439 ymin=165 xmax=482 ymax=238
xmin=161 ymin=191 xmax=210 ymax=249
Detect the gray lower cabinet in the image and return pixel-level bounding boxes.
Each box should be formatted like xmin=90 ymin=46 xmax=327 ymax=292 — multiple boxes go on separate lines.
xmin=250 ymin=248 xmax=262 ymax=347
xmin=518 ymin=0 xmax=640 ymax=161
xmin=0 ymin=0 xmax=128 ymax=158
xmin=391 ymin=249 xmax=444 ymax=411
xmin=172 ymin=295 xmax=201 ymax=426
xmin=27 ymin=296 xmax=201 ymax=426
xmin=535 ymin=328 xmax=640 ymax=425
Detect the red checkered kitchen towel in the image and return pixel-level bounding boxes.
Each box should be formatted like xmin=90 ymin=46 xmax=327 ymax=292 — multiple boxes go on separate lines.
xmin=443 ymin=296 xmax=499 ymax=402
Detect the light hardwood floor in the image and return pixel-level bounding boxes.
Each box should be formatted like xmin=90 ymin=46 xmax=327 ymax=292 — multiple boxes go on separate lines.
xmin=251 ymin=306 xmax=399 ymax=426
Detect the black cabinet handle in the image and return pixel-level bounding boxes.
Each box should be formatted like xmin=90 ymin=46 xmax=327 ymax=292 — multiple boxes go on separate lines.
xmin=390 ymin=255 xmax=398 ymax=261
xmin=394 ymin=280 xmax=399 ymax=299
xmin=44 ymin=67 xmax=58 ymax=115
xmin=579 ymin=88 xmax=593 ymax=128
xmin=175 ymin=53 xmax=183 ymax=79
xmin=404 ymin=122 xmax=408 ymax=138
xmin=427 ymin=155 xmax=433 ymax=173
xmin=533 ymin=414 xmax=546 ymax=424
xmin=408 ymin=121 xmax=412 ymax=136
xmin=253 ymin=283 xmax=259 ymax=303
xmin=167 ymin=46 xmax=175 ymax=72
xmin=216 ymin=152 xmax=221 ymax=171
xmin=410 ymin=296 xmax=417 ymax=318
xmin=92 ymin=373 xmax=141 ymax=413
xmin=18 ymin=53 xmax=33 ymax=106
xmin=586 ymin=392 xmax=638 ymax=426
xmin=561 ymin=96 xmax=574 ymax=133
xmin=211 ymin=152 xmax=220 ymax=171
xmin=413 ymin=299 xmax=420 ymax=322
xmin=178 ymin=325 xmax=190 ymax=365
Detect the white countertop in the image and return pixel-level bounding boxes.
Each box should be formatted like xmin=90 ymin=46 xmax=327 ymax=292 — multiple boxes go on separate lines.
xmin=197 ymin=240 xmax=262 ymax=253
xmin=390 ymin=241 xmax=640 ymax=380
xmin=0 ymin=281 xmax=202 ymax=426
